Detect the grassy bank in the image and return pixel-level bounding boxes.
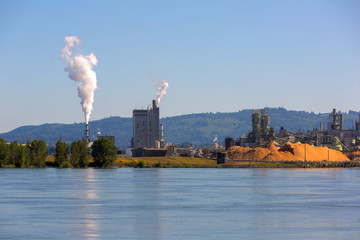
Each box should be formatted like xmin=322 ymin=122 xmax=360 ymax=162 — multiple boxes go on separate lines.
xmin=250 ymin=162 xmax=298 ymax=168
xmin=113 ymin=156 xmax=219 ymax=168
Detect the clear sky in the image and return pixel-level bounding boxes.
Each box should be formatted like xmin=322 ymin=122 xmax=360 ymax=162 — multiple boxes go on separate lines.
xmin=0 ymin=0 xmax=359 ymax=133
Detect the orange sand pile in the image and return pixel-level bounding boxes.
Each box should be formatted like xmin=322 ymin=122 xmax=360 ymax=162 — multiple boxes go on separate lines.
xmin=227 ymin=146 xmax=270 ymax=160
xmin=266 ymin=141 xmax=278 ymax=152
xmin=278 ymin=143 xmax=349 ymax=162
xmin=226 ymin=142 xmax=349 ymax=162
xmin=262 ymin=150 xmax=298 ymax=161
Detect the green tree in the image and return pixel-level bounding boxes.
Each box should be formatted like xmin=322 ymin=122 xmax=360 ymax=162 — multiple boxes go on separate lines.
xmin=70 ymin=141 xmax=80 ymax=167
xmin=55 ymin=140 xmax=69 ymax=167
xmin=8 ymin=142 xmax=21 ymax=166
xmin=154 ymin=160 xmax=162 ymax=168
xmin=79 ymin=139 xmax=89 ymax=168
xmin=71 ymin=139 xmax=89 ymax=168
xmin=8 ymin=142 xmax=30 ymax=168
xmin=0 ymin=138 xmax=9 ymax=167
xmin=91 ymin=138 xmax=117 ymax=168
xmin=12 ymin=143 xmax=31 ymax=168
xmin=19 ymin=144 xmax=31 ymax=168
xmin=29 ymin=140 xmax=47 ymax=167
xmin=137 ymin=160 xmax=147 ymax=168
xmin=60 ymin=161 xmax=72 ymax=168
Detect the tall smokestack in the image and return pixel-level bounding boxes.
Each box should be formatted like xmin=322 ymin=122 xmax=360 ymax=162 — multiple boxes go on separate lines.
xmin=153 ymin=100 xmax=157 ymax=109
xmin=85 ymin=124 xmax=90 ymax=142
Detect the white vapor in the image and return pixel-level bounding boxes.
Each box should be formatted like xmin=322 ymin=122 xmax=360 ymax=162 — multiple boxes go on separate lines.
xmin=156 ymin=80 xmax=169 ymax=105
xmin=213 ymin=137 xmax=218 ymax=142
xmin=61 ymin=36 xmax=98 ymax=124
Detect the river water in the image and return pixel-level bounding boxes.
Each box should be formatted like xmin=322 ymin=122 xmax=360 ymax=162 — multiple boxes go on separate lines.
xmin=1 ymin=168 xmax=360 ymax=239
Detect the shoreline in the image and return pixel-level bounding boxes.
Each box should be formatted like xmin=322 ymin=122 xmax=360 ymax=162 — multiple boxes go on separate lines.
xmin=1 ymin=156 xmax=359 ymax=169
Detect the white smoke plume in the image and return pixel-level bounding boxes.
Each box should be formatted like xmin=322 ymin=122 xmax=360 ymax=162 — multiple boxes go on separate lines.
xmin=156 ymin=80 xmax=169 ymax=105
xmin=61 ymin=36 xmax=98 ymax=124
xmin=213 ymin=136 xmax=218 ymax=142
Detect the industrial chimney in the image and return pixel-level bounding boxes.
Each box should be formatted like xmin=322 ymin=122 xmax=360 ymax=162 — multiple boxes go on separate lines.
xmin=85 ymin=124 xmax=90 ymax=143
xmin=152 ymin=99 xmax=157 ymax=109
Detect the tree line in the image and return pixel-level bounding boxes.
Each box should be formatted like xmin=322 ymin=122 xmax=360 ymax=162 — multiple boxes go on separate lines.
xmin=0 ymin=137 xmax=118 ymax=168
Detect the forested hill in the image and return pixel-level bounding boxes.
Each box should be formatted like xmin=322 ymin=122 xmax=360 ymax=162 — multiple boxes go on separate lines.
xmin=1 ymin=108 xmax=359 ymax=148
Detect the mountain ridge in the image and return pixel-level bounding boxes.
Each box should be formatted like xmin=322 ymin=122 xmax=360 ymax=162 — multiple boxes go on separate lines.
xmin=1 ymin=108 xmax=359 ymax=148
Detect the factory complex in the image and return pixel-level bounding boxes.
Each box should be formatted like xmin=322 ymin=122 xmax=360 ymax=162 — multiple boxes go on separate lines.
xmin=225 ymin=108 xmax=360 ymax=151
xmin=79 ymin=100 xmax=360 ymax=165
xmin=220 ymin=108 xmax=360 ymax=164
xmin=80 ymin=97 xmax=353 ymax=165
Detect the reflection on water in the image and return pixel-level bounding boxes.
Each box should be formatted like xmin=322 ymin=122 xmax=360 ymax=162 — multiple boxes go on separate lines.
xmin=80 ymin=168 xmax=99 ymax=239
xmin=130 ymin=170 xmax=165 ymax=239
xmin=80 ymin=213 xmax=99 ymax=239
xmin=1 ymin=168 xmax=360 ymax=240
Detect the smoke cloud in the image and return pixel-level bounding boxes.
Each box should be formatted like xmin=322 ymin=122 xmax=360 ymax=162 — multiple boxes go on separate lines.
xmin=61 ymin=36 xmax=98 ymax=124
xmin=156 ymin=80 xmax=169 ymax=105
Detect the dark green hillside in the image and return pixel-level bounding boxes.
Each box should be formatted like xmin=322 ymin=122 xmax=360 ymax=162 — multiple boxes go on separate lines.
xmin=1 ymin=108 xmax=359 ymax=148
xmin=0 ymin=117 xmax=132 ymax=148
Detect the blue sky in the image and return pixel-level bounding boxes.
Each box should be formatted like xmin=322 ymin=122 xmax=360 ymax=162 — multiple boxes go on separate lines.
xmin=0 ymin=0 xmax=359 ymax=133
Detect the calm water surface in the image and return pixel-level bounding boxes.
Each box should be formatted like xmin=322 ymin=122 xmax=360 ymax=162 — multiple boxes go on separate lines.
xmin=1 ymin=168 xmax=360 ymax=239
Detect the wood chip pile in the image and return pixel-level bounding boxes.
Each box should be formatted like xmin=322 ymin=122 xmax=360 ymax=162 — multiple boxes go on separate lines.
xmin=226 ymin=142 xmax=349 ymax=162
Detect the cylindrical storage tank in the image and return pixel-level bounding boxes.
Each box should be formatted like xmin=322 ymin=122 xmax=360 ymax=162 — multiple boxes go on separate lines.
xmin=225 ymin=137 xmax=234 ymax=150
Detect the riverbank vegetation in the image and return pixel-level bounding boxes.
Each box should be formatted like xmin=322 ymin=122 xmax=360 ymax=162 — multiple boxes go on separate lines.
xmin=1 ymin=138 xmax=360 ymax=169
xmin=0 ymin=138 xmax=112 ymax=168
xmin=0 ymin=137 xmax=219 ymax=169
xmin=0 ymin=138 xmax=47 ymax=168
